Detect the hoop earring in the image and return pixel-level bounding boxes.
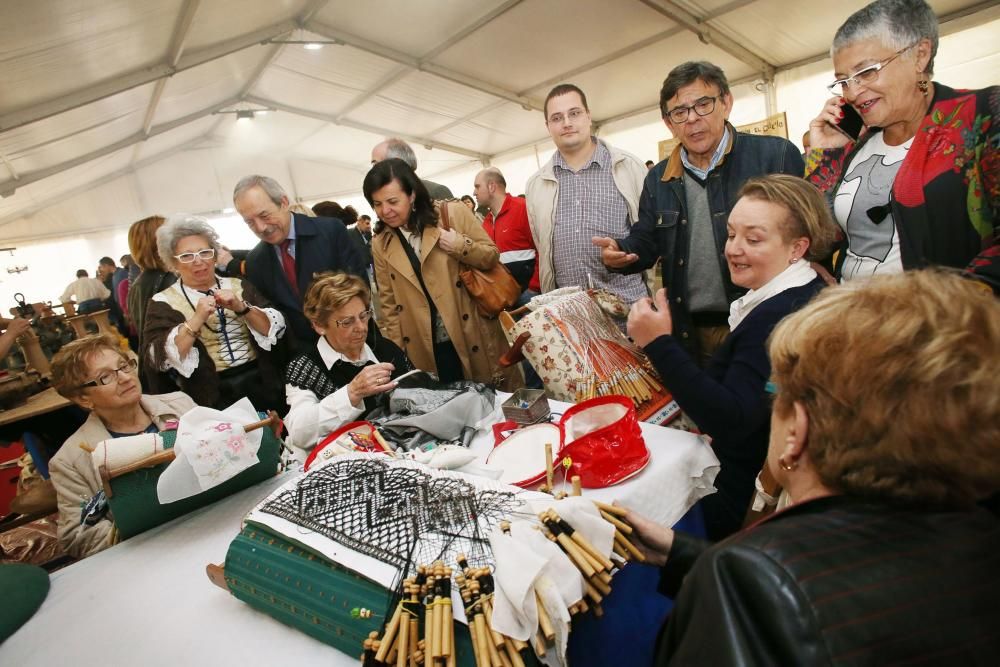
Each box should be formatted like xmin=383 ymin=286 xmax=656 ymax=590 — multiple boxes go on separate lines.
xmin=778 ymin=455 xmax=797 ymax=471
xmin=917 ymin=78 xmax=930 ymax=96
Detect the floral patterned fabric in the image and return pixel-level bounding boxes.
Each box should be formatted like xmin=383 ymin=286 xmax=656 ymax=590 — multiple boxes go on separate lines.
xmin=504 ymin=289 xmax=675 ymax=422
xmin=806 ymin=83 xmax=999 ymax=293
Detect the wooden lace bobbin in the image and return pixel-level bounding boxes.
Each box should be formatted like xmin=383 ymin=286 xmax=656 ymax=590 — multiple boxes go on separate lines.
xmin=571 ymin=476 xmax=582 ymax=497
xmin=539 ymin=517 xmax=596 ymax=579
xmin=544 ymin=510 xmax=614 ymax=574
xmin=396 ymin=581 xmax=421 ymax=667
xmin=613 ymin=530 xmax=646 ymax=562
xmin=457 ymin=579 xmax=482 ymax=667
xmin=420 ymin=567 xmax=435 ymax=666
xmin=599 ymin=510 xmax=633 ymax=535
xmin=502 ymin=637 xmax=526 ymax=667
xmin=375 ymin=582 xmax=407 ymax=663
xmin=439 ymin=565 xmax=454 ymax=660
xmin=470 ymin=580 xmax=497 ymax=667
xmin=543 ymin=442 xmax=554 ymax=493
xmin=534 ymin=592 xmax=555 ymax=641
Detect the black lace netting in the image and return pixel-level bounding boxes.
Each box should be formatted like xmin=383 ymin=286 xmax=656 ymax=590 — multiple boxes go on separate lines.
xmin=259 ymin=457 xmax=521 ymax=573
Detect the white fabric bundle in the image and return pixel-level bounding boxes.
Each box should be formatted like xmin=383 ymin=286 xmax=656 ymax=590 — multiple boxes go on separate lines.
xmin=490 ymin=496 xmax=617 ymax=665
xmin=156 ymin=398 xmax=263 ymax=503
xmin=89 ymin=432 xmax=166 ymax=479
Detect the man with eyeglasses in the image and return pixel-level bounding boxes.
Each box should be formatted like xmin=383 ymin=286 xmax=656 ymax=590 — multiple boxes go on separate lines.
xmin=48 ymin=334 xmax=195 ymax=558
xmin=595 ymin=61 xmax=804 ymax=363
xmin=524 ymin=83 xmax=649 ymax=306
xmin=235 ymin=174 xmax=367 ymax=351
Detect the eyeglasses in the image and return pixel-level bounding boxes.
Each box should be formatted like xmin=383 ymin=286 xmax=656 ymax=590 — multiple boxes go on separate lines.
xmin=79 ymin=358 xmax=138 ymax=389
xmin=826 ymin=43 xmax=916 ymax=95
xmin=334 ymin=308 xmax=374 ymax=329
xmin=664 ymin=96 xmax=720 ymax=124
xmin=547 ymin=108 xmax=586 ymax=125
xmin=174 ymin=248 xmax=216 ymax=264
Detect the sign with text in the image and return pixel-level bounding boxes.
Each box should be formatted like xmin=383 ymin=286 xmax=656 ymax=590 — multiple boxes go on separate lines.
xmin=657 ymin=112 xmax=789 ymax=162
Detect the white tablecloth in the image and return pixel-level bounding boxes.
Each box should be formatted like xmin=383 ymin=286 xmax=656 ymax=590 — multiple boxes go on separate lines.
xmin=1 ymin=399 xmax=718 ymax=666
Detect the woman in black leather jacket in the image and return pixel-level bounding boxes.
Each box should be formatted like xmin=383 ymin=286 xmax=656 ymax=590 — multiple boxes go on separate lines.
xmin=627 ymin=270 xmax=1000 ymax=665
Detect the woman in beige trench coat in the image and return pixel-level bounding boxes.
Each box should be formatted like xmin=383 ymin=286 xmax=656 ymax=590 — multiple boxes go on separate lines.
xmin=363 ymin=158 xmax=521 ymax=390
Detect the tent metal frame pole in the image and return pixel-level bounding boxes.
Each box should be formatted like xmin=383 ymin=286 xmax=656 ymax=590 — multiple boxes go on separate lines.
xmin=0 ymin=20 xmax=299 ymax=133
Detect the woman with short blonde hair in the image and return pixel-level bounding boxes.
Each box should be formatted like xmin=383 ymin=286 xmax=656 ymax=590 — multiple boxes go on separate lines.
xmin=48 ymin=334 xmax=195 ymax=559
xmin=628 ymin=174 xmax=837 ymax=539
xmin=630 ymin=270 xmax=1000 ymax=665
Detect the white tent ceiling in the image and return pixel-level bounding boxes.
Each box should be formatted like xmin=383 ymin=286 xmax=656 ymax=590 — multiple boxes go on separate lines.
xmin=0 ymin=0 xmax=997 ymax=244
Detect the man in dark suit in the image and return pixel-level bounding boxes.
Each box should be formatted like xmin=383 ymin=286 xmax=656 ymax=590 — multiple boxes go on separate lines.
xmin=233 ymin=175 xmax=367 ymax=351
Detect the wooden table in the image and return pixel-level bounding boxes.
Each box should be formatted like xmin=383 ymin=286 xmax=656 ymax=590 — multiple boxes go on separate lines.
xmin=0 ymin=387 xmax=75 ymax=479
xmin=0 ymin=388 xmax=72 ymax=427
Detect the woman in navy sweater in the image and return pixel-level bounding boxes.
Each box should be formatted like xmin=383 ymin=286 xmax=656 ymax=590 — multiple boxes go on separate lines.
xmin=628 ymin=175 xmax=837 ymax=539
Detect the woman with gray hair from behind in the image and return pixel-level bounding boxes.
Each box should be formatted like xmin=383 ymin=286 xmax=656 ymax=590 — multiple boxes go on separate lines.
xmin=142 ymin=215 xmax=287 ymax=410
xmin=806 ymin=0 xmax=999 ymax=292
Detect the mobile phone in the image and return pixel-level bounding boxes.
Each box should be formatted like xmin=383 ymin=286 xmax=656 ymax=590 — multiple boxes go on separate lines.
xmin=831 ymin=103 xmax=864 ymax=141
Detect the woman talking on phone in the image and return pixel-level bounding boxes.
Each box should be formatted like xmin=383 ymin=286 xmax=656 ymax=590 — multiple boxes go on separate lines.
xmin=806 ymin=0 xmax=998 ymax=292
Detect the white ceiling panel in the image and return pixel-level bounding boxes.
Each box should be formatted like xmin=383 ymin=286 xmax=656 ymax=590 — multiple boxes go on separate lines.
xmin=152 ymin=48 xmax=273 ymax=125
xmin=345 ymin=97 xmax=457 ymax=139
xmin=567 ymin=33 xmax=756 ymax=122
xmin=432 ymin=0 xmax=674 ymax=93
xmin=182 ymin=0 xmax=304 ymax=52
xmin=381 ymin=71 xmax=501 ymax=120
xmin=271 ymin=38 xmax=402 ymax=95
xmin=130 ymin=116 xmax=219 ymax=164
xmin=134 ymin=148 xmax=229 ymax=216
xmin=210 ymin=110 xmax=327 ymax=153
xmin=0 ymin=0 xmax=180 ymax=113
xmin=0 ymin=83 xmax=156 ymax=161
xmin=288 ymin=159 xmax=372 ymax=200
xmin=313 ymin=0 xmax=513 ymax=58
xmin=252 ymin=66 xmax=367 ymax=115
xmin=287 ymin=123 xmax=388 ymax=165
xmin=433 ymin=103 xmax=540 ymax=155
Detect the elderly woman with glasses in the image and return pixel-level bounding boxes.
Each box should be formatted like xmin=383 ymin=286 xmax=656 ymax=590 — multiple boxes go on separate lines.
xmin=47 ymin=334 xmax=196 ymax=559
xmin=283 ymin=272 xmax=413 ymax=458
xmin=142 ymin=215 xmax=287 ymax=410
xmin=806 ymin=0 xmax=999 ymax=292
xmin=627 ymin=270 xmax=1000 ymax=665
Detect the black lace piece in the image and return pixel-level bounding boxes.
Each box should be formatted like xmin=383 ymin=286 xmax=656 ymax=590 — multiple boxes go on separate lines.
xmin=259 ymin=457 xmax=519 ymax=573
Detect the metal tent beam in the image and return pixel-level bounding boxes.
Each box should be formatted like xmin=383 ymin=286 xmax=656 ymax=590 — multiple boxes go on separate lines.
xmin=245 ymin=95 xmax=488 ymax=161
xmin=0 ymin=98 xmax=239 ymax=197
xmin=0 ymin=19 xmax=298 ymax=133
xmin=304 ymin=20 xmax=543 ymax=111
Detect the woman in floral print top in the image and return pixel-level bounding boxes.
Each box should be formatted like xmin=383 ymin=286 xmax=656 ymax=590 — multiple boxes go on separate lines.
xmin=805 ymin=0 xmax=998 ymax=293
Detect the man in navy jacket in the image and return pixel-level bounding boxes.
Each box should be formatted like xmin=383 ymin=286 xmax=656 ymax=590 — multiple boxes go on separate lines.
xmin=234 ymin=175 xmax=366 ymax=352
xmin=594 ymin=62 xmax=804 ymax=363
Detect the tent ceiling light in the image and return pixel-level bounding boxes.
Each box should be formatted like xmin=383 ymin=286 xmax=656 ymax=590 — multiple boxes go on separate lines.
xmin=236 ymin=110 xmax=255 ymax=120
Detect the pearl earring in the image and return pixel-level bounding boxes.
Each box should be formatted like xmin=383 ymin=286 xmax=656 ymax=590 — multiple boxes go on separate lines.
xmin=789 ymin=257 xmax=799 ymax=264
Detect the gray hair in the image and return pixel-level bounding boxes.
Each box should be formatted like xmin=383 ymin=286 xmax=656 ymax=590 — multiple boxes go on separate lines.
xmin=659 ymin=62 xmax=730 ymax=116
xmin=233 ymin=175 xmax=288 ymax=206
xmin=832 ymin=0 xmax=938 ymax=75
xmin=381 ymin=138 xmax=418 ymax=171
xmin=157 ymin=215 xmax=222 ymax=270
